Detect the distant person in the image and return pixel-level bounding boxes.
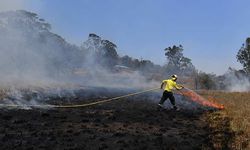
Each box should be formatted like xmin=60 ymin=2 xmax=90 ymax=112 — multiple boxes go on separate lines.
xmin=158 ymin=74 xmax=183 ymax=110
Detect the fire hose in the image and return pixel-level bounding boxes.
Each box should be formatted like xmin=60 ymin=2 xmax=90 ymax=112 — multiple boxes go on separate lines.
xmin=0 ymin=87 xmax=160 ymax=108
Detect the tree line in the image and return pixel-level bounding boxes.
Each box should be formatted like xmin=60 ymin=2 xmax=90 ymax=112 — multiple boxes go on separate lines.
xmin=0 ymin=10 xmax=249 ymax=90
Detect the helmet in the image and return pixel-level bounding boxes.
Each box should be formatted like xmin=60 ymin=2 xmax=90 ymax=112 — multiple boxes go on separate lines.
xmin=171 ymin=74 xmax=178 ymax=81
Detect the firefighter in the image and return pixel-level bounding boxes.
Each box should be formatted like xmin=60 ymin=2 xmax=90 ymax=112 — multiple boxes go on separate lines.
xmin=158 ymin=74 xmax=183 ymax=110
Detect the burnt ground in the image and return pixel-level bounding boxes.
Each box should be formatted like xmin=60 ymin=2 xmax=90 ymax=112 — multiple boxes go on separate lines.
xmin=0 ymin=92 xmax=233 ymax=150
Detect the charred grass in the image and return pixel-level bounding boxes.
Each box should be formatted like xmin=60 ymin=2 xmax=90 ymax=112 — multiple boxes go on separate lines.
xmin=0 ymin=87 xmax=249 ymax=149
xmin=199 ymin=91 xmax=250 ymax=149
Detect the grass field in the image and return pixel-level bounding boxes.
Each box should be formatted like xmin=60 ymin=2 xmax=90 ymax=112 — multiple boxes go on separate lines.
xmin=199 ymin=91 xmax=250 ymax=149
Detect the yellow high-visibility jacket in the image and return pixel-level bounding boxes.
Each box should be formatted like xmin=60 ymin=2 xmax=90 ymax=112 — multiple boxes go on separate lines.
xmin=162 ymin=79 xmax=182 ymax=92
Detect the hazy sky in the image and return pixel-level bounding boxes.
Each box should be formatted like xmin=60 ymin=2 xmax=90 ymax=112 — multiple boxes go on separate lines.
xmin=2 ymin=0 xmax=250 ymax=75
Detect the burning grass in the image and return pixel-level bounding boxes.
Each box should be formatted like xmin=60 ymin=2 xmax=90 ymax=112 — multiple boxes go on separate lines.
xmin=180 ymin=88 xmax=224 ymax=109
xmin=198 ymin=90 xmax=250 ymax=149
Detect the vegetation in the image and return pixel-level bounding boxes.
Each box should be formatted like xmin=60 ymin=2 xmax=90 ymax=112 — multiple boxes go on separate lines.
xmin=237 ymin=38 xmax=250 ymax=73
xmin=164 ymin=45 xmax=195 ymax=76
xmin=3 ymin=10 xmax=248 ymax=91
xmin=193 ymin=72 xmax=216 ymax=90
xmin=199 ymin=91 xmax=250 ymax=149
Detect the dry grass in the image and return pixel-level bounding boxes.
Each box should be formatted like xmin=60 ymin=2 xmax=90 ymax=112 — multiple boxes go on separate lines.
xmin=199 ymin=91 xmax=250 ymax=149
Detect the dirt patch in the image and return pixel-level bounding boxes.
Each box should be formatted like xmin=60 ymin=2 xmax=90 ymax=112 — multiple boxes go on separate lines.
xmin=0 ymin=98 xmax=233 ymax=150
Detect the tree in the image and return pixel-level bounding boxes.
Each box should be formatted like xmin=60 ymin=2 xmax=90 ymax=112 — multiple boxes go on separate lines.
xmin=164 ymin=45 xmax=184 ymax=68
xmin=81 ymin=34 xmax=119 ymax=68
xmin=237 ymin=40 xmax=250 ymax=73
xmin=164 ymin=45 xmax=195 ymax=76
xmin=101 ymin=39 xmax=119 ymax=67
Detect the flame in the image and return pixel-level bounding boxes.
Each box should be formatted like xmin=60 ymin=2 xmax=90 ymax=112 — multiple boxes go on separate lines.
xmin=180 ymin=89 xmax=224 ymax=109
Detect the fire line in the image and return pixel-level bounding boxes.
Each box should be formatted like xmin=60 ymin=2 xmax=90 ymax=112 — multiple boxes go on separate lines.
xmin=179 ymin=88 xmax=224 ymax=109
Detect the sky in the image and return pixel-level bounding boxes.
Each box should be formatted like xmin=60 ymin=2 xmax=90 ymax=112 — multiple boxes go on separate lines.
xmin=1 ymin=0 xmax=250 ymax=75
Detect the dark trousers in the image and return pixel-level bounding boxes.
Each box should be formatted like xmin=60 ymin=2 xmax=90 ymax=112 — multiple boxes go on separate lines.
xmin=159 ymin=91 xmax=176 ymax=106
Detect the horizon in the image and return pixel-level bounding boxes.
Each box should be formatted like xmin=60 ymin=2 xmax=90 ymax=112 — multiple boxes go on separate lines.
xmin=1 ymin=0 xmax=249 ymax=75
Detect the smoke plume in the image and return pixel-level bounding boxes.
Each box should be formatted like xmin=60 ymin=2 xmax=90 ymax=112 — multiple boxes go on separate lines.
xmin=0 ymin=0 xmax=26 ymax=12
xmin=0 ymin=10 xmax=158 ymax=108
xmin=223 ymin=70 xmax=250 ymax=92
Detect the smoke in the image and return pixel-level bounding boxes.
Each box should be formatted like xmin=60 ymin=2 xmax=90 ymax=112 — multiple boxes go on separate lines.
xmin=223 ymin=69 xmax=250 ymax=92
xmin=0 ymin=11 xmax=64 ymax=88
xmin=227 ymin=77 xmax=250 ymax=92
xmin=0 ymin=0 xmax=26 ymax=12
xmin=0 ymin=10 xmax=159 ymax=108
xmin=76 ymin=33 xmax=159 ymax=89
